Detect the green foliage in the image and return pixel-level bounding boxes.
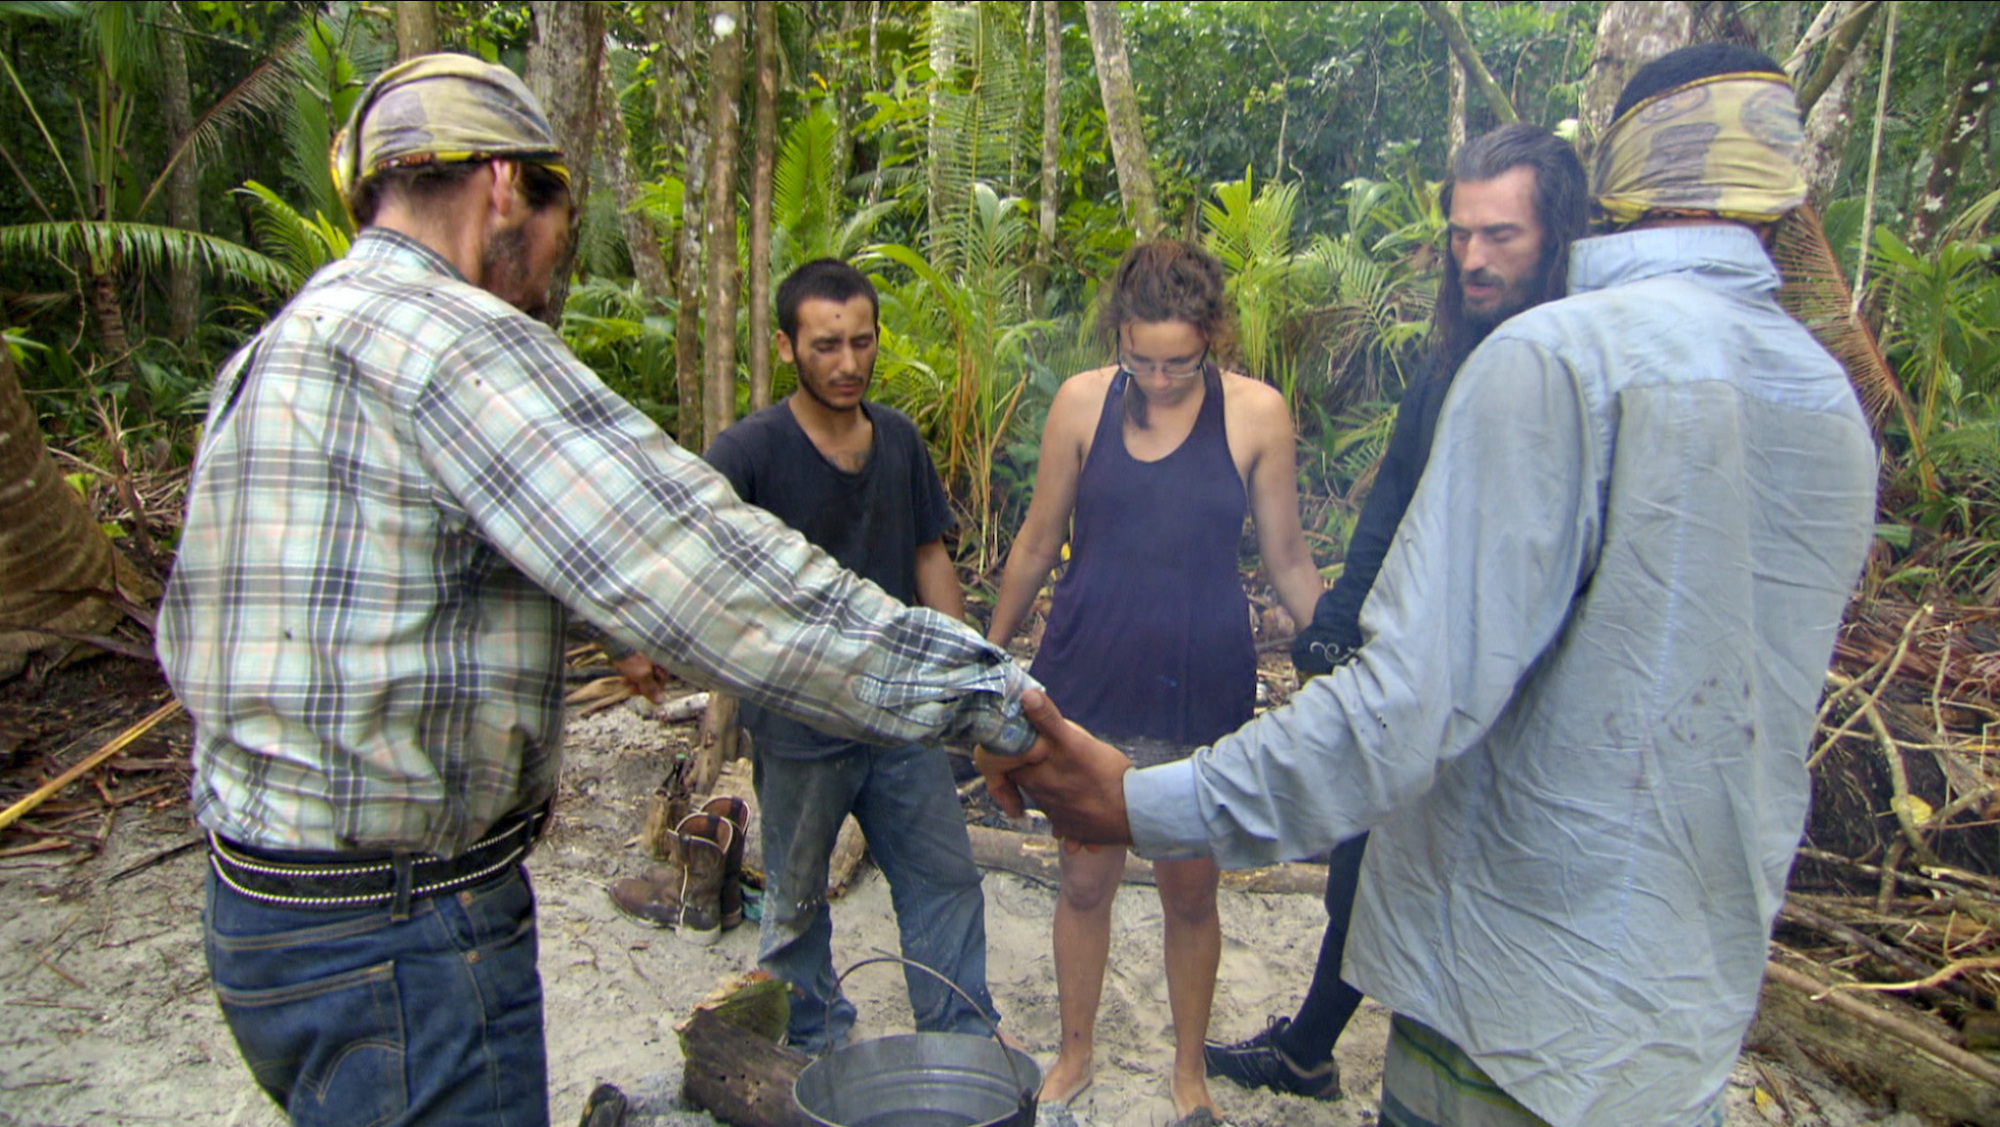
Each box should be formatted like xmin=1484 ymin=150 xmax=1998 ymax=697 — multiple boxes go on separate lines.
xmin=921 ymin=2 xmax=1031 ymax=273
xmin=1203 ymin=170 xmax=1308 ymax=397
xmin=234 ymin=181 xmax=350 ymax=287
xmin=560 ymin=277 xmax=677 ymax=430
xmin=1126 ymin=1 xmax=1595 ymax=234
xmin=0 ymin=219 xmax=292 ymax=292
xmin=866 ymin=182 xmax=1050 ymax=571
xmin=1873 ymin=226 xmax=2000 ymax=447
xmin=772 ymin=102 xmax=896 ymax=272
xmin=276 ymin=10 xmax=382 ymax=231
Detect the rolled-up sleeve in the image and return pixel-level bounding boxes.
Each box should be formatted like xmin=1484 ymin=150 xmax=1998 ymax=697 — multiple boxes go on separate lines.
xmin=1129 ymin=337 xmax=1603 ymax=867
xmin=412 ymin=315 xmax=1038 ymax=756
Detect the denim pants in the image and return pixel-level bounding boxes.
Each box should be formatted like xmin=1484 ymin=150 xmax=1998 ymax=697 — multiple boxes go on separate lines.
xmin=203 ymin=863 xmax=548 ymax=1127
xmin=754 ymin=741 xmax=997 ymax=1052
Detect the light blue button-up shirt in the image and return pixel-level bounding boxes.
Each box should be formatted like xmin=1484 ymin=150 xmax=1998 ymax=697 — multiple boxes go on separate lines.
xmin=1125 ymin=226 xmax=1876 ymax=1125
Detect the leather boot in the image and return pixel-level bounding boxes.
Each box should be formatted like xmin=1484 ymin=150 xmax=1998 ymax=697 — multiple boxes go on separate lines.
xmin=673 ymin=812 xmax=729 ymax=946
xmin=702 ymin=795 xmax=749 ymax=930
xmin=606 ymin=813 xmax=730 ymax=945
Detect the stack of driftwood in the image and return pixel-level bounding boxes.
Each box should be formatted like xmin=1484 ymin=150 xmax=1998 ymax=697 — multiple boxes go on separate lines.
xmin=1758 ymin=598 xmax=2000 ymax=1124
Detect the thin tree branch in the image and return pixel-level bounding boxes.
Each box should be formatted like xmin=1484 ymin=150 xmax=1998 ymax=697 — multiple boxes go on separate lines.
xmin=1796 ymin=0 xmax=1881 ymax=118
xmin=1416 ymin=0 xmax=1519 ymax=125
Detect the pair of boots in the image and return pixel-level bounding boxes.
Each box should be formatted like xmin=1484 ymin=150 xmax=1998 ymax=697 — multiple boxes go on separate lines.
xmin=608 ymin=795 xmax=747 ymax=946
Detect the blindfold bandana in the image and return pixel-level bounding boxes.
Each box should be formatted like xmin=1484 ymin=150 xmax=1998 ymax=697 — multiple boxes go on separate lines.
xmin=330 ymin=54 xmax=570 ymax=226
xmin=1593 ymin=72 xmax=1807 ymax=229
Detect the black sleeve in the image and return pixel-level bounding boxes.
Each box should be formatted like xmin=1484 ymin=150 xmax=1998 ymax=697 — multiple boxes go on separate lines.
xmin=1293 ymin=361 xmax=1452 ymax=673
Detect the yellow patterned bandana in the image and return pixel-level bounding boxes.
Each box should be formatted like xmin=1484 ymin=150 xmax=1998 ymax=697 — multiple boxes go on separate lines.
xmin=1593 ymin=72 xmax=1806 ymax=229
xmin=331 ymin=53 xmax=570 ymax=224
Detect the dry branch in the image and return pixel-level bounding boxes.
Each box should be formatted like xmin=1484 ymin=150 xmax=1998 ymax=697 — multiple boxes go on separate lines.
xmin=0 ymin=700 xmax=181 ymax=833
xmin=1758 ymin=959 xmax=2000 ymax=1124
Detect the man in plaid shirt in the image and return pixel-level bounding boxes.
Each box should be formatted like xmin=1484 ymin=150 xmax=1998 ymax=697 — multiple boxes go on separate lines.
xmin=158 ymin=55 xmax=1033 ymax=1127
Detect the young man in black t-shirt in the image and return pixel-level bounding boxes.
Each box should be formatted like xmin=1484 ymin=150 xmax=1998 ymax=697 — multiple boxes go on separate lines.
xmin=693 ymin=259 xmax=999 ymax=1051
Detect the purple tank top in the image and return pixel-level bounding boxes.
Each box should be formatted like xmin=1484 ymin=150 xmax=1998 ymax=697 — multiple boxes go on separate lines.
xmin=1029 ymin=365 xmax=1255 ymax=748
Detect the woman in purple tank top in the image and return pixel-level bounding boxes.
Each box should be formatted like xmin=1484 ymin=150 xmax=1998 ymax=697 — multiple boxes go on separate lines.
xmin=988 ymin=243 xmax=1322 ymax=1124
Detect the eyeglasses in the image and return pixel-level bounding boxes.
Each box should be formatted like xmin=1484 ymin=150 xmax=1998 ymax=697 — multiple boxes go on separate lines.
xmin=1117 ymin=345 xmax=1209 ymax=382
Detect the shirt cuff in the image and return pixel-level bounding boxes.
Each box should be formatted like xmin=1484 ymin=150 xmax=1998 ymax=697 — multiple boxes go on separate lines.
xmin=1124 ymin=758 xmax=1212 ymax=861
xmin=963 ymin=661 xmax=1042 ymax=757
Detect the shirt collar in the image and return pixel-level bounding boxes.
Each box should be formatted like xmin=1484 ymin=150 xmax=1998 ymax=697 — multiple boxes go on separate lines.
xmin=347 ymin=226 xmax=468 ymax=282
xmin=1567 ymin=224 xmax=1778 ymax=299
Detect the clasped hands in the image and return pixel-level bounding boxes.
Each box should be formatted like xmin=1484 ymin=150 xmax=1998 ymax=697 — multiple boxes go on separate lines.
xmin=975 ymin=689 xmax=1136 ymax=848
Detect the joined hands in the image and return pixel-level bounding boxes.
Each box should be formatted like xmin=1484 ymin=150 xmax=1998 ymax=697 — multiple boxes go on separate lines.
xmin=975 ymin=689 xmax=1137 ymax=848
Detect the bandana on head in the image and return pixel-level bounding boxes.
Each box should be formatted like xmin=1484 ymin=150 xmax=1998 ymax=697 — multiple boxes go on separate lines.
xmin=1593 ymin=72 xmax=1807 ymax=229
xmin=330 ymin=53 xmax=570 ymax=225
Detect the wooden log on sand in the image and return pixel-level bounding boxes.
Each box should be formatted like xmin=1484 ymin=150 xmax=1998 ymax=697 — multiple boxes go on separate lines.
xmin=678 ymin=1002 xmax=810 ymax=1127
xmin=965 ymin=825 xmax=1327 ymax=896
xmin=1750 ymin=953 xmax=2000 ymax=1126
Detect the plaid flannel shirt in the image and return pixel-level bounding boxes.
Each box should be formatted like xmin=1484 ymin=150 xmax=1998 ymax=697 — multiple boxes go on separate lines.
xmin=158 ymin=229 xmax=1034 ymax=856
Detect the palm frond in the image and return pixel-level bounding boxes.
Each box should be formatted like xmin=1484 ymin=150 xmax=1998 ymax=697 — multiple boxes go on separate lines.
xmin=924 ymin=2 xmax=1029 ymax=274
xmin=1771 ymin=203 xmax=1915 ymax=441
xmin=141 ymin=45 xmax=304 ymax=217
xmin=85 ymin=0 xmax=159 ymax=91
xmin=0 ymin=220 xmax=293 ymax=293
xmin=0 ymin=2 xmax=83 ymax=23
xmin=234 ymin=180 xmax=347 ymax=286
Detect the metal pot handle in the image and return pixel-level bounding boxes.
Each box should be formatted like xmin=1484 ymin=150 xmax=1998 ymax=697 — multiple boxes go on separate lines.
xmin=830 ymin=951 xmax=1035 ymax=1097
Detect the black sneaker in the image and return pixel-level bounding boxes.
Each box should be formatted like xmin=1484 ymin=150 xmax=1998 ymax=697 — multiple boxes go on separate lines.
xmin=1203 ymin=1017 xmax=1342 ymax=1101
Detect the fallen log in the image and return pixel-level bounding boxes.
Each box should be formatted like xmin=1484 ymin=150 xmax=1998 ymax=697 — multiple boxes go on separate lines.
xmin=1751 ymin=954 xmax=2000 ymax=1126
xmin=677 ymin=1005 xmax=810 ymax=1127
xmin=965 ymin=825 xmax=1327 ymax=896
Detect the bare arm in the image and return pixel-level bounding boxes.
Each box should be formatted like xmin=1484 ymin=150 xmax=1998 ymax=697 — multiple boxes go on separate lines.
xmin=914 ymin=538 xmax=966 ymax=623
xmin=1243 ymin=386 xmax=1324 ymax=627
xmin=986 ymin=373 xmax=1101 ymax=646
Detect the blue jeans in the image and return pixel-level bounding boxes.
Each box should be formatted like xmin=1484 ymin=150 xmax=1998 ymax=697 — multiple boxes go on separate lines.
xmin=754 ymin=741 xmax=997 ymax=1053
xmin=203 ymin=863 xmax=548 ymax=1127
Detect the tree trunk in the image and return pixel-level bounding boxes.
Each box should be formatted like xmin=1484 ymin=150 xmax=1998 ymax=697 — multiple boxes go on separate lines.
xmin=1798 ymin=1 xmax=1875 ymax=207
xmin=1419 ymin=0 xmax=1519 ymax=129
xmin=748 ymin=0 xmax=776 ymax=411
xmin=160 ymin=8 xmax=200 ymax=345
xmin=701 ymin=0 xmax=745 ymax=449
xmin=865 ymin=0 xmax=887 ymax=211
xmin=1906 ymin=6 xmax=1999 ymax=252
xmin=524 ymin=0 xmax=606 ymax=326
xmin=395 ymin=1 xmax=440 ymax=60
xmin=1034 ymin=0 xmax=1061 ymax=301
xmin=655 ymin=2 xmax=708 ymax=449
xmin=1578 ymin=1 xmax=1699 ymax=162
xmin=1083 ymin=0 xmax=1160 ymax=239
xmin=1794 ymin=0 xmax=1879 ymax=118
xmin=85 ymin=265 xmax=140 ymax=404
xmin=0 ymin=352 xmax=130 ymax=681
xmin=597 ymin=64 xmax=673 ymax=406
xmin=1447 ymin=6 xmax=1467 ymax=156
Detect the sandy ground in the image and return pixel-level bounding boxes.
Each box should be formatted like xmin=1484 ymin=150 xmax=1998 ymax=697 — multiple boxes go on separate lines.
xmin=0 ymin=694 xmax=1927 ymax=1127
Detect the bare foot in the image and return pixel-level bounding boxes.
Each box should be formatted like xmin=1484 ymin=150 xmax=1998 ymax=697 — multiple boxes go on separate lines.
xmin=1039 ymin=1050 xmax=1093 ymax=1107
xmin=1170 ymin=1068 xmax=1217 ymax=1120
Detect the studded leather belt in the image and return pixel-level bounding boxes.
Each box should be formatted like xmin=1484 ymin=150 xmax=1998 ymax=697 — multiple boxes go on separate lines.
xmin=208 ymin=806 xmax=548 ymax=911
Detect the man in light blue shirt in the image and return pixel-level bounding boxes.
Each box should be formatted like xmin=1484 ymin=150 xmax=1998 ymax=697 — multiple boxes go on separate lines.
xmin=982 ymin=45 xmax=1876 ymax=1127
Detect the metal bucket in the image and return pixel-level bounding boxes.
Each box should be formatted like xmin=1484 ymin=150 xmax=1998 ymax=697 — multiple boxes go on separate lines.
xmin=793 ymin=956 xmax=1040 ymax=1127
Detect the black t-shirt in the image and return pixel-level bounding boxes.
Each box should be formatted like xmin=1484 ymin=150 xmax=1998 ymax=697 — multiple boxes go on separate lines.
xmin=703 ymin=399 xmax=954 ymax=756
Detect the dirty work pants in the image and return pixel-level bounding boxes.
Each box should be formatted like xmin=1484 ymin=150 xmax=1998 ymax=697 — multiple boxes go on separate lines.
xmin=754 ymin=740 xmax=997 ymax=1053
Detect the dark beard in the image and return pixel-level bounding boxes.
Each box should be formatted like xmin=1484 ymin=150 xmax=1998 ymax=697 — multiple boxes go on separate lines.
xmin=482 ymin=227 xmax=547 ymax=320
